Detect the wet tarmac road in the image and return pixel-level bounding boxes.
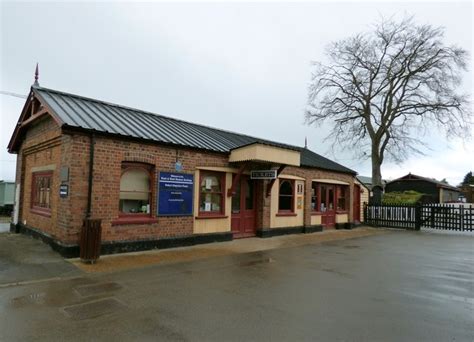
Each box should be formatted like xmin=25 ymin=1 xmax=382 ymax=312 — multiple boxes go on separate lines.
xmin=1 ymin=230 xmax=473 ymax=341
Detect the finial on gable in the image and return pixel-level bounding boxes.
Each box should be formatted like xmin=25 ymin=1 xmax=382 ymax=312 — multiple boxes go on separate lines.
xmin=34 ymin=63 xmax=39 ymax=86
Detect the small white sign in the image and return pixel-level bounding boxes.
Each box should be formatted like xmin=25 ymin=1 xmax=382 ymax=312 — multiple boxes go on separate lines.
xmin=250 ymin=170 xmax=277 ymax=180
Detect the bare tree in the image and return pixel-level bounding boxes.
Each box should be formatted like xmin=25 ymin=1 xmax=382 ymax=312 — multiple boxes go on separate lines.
xmin=305 ymin=16 xmax=471 ymax=204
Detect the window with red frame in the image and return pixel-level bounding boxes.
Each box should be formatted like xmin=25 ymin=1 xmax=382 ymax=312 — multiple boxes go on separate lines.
xmin=199 ymin=172 xmax=225 ymax=215
xmin=31 ymin=171 xmax=53 ymax=214
xmin=119 ymin=163 xmax=153 ymax=216
xmin=337 ymin=185 xmax=348 ymax=211
xmin=278 ymin=179 xmax=294 ymax=212
xmin=311 ymin=182 xmax=319 ymax=211
xmin=312 ymin=182 xmax=349 ymax=212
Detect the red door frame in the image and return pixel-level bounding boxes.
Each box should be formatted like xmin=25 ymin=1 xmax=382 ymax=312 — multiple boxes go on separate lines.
xmin=321 ymin=184 xmax=336 ymax=228
xmin=231 ymin=175 xmax=257 ymax=238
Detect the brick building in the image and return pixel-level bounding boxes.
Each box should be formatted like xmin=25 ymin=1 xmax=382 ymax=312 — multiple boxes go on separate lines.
xmin=8 ymin=84 xmax=362 ymax=257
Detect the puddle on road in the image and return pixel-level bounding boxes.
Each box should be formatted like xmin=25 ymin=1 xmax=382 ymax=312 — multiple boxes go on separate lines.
xmin=11 ymin=292 xmax=46 ymax=307
xmin=74 ymin=282 xmax=123 ymax=297
xmin=61 ymin=297 xmax=126 ymax=320
xmin=239 ymin=258 xmax=275 ymax=267
xmin=321 ymin=268 xmax=352 ymax=278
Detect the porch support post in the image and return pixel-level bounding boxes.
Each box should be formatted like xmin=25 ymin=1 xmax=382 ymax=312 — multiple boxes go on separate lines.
xmin=266 ymin=165 xmax=286 ymax=197
xmin=227 ymin=162 xmax=248 ymax=197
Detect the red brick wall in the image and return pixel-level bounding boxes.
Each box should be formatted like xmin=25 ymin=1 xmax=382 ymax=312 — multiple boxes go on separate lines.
xmin=64 ymin=132 xmax=230 ymax=243
xmin=17 ymin=117 xmax=357 ymax=246
xmin=17 ymin=116 xmax=64 ymax=240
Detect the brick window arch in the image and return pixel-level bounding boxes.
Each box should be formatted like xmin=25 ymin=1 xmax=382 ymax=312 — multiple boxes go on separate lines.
xmin=199 ymin=171 xmax=225 ymax=216
xmin=278 ymin=179 xmax=294 ymax=212
xmin=119 ymin=163 xmax=153 ymax=217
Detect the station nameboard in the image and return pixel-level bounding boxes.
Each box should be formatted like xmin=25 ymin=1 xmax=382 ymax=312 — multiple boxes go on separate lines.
xmin=158 ymin=172 xmax=194 ymax=216
xmin=250 ymin=170 xmax=277 ymax=180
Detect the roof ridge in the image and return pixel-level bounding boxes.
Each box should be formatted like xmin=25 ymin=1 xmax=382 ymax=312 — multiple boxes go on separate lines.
xmin=33 ymin=85 xmax=301 ymax=150
xmin=392 ymin=173 xmax=459 ymax=189
xmin=29 ymin=85 xmax=356 ymax=174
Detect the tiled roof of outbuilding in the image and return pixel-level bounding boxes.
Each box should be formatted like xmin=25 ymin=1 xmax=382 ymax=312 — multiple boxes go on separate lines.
xmin=30 ymin=85 xmax=356 ymax=174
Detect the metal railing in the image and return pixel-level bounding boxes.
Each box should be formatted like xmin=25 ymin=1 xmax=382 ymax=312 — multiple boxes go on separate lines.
xmin=364 ymin=203 xmax=473 ymax=231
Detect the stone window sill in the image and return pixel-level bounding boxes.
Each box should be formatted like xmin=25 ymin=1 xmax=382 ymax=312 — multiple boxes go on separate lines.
xmin=111 ymin=217 xmax=159 ymax=226
xmin=276 ymin=212 xmax=297 ymax=217
xmin=30 ymin=207 xmax=52 ymax=218
xmin=195 ymin=215 xmax=228 ymax=220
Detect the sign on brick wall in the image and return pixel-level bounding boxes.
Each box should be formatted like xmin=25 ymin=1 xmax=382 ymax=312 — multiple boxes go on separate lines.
xmin=250 ymin=170 xmax=277 ymax=179
xmin=158 ymin=172 xmax=194 ymax=216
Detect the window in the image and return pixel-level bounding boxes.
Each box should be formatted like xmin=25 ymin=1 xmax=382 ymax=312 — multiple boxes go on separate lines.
xmin=199 ymin=172 xmax=225 ymax=215
xmin=328 ymin=187 xmax=334 ymax=210
xmin=320 ymin=184 xmax=327 ymax=212
xmin=278 ymin=179 xmax=294 ymax=212
xmin=311 ymin=182 xmax=319 ymax=211
xmin=313 ymin=182 xmax=349 ymax=213
xmin=119 ymin=164 xmax=152 ymax=216
xmin=337 ymin=185 xmax=348 ymax=211
xmin=31 ymin=171 xmax=53 ymax=215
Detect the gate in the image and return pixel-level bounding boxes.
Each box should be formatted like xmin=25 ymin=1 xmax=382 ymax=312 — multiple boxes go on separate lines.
xmin=364 ymin=203 xmax=473 ymax=231
xmin=420 ymin=204 xmax=473 ymax=231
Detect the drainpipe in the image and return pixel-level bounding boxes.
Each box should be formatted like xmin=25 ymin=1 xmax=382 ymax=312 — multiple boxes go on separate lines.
xmin=86 ymin=133 xmax=95 ymax=219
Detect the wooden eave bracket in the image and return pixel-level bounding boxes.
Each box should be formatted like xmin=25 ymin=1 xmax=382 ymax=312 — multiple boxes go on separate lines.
xmin=8 ymin=89 xmax=64 ymax=153
xmin=227 ymin=162 xmax=248 ymax=197
xmin=266 ymin=165 xmax=286 ymax=197
xmin=21 ymin=108 xmax=48 ymax=127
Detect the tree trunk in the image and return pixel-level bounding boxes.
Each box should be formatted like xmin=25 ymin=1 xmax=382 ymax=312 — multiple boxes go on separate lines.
xmin=371 ymin=148 xmax=383 ymax=205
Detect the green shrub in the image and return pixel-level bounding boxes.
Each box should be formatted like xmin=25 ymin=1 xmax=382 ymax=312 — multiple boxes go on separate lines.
xmin=382 ymin=191 xmax=424 ymax=205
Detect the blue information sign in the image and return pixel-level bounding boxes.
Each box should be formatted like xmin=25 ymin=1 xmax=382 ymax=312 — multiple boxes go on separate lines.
xmin=158 ymin=172 xmax=194 ymax=216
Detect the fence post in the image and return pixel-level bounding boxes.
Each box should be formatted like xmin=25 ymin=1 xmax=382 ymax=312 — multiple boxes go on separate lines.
xmin=430 ymin=206 xmax=435 ymax=228
xmin=414 ymin=203 xmax=422 ymax=231
xmin=460 ymin=204 xmax=464 ymax=231
xmin=363 ymin=202 xmax=368 ymax=224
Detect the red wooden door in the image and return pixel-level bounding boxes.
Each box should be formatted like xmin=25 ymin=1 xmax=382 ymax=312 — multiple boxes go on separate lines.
xmin=321 ymin=185 xmax=336 ymax=227
xmin=353 ymin=184 xmax=361 ymax=223
xmin=231 ymin=176 xmax=256 ymax=238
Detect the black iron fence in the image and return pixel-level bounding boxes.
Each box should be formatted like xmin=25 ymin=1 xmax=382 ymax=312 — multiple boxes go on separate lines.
xmin=364 ymin=203 xmax=474 ymax=231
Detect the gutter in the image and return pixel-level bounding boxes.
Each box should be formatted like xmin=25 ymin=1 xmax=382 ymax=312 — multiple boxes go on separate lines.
xmin=86 ymin=133 xmax=95 ymax=218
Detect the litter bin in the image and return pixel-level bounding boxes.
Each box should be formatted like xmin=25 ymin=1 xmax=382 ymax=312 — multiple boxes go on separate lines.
xmin=80 ymin=218 xmax=102 ymax=263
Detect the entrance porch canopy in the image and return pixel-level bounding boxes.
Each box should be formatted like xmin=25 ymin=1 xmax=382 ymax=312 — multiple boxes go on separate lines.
xmin=229 ymin=142 xmax=301 ymax=166
xmin=227 ymin=142 xmax=301 ymax=197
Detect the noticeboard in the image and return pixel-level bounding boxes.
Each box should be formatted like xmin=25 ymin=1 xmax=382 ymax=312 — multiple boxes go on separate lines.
xmin=158 ymin=172 xmax=194 ymax=216
xmin=59 ymin=184 xmax=68 ymax=198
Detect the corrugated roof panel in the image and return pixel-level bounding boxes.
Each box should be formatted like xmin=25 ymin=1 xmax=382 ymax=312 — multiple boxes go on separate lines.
xmin=63 ymin=95 xmax=107 ymax=132
xmin=32 ymin=86 xmax=356 ymax=174
xmin=120 ymin=108 xmax=167 ymax=142
xmin=81 ymin=100 xmax=128 ymax=136
xmin=36 ymin=90 xmax=77 ymax=125
xmin=100 ymin=105 xmax=143 ymax=138
xmin=170 ymin=119 xmax=222 ymax=151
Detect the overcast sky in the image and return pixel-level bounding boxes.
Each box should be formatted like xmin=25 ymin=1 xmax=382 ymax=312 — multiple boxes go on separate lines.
xmin=1 ymin=1 xmax=472 ymax=185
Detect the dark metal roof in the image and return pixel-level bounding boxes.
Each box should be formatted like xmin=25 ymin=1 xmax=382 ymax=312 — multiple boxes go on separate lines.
xmin=300 ymin=148 xmax=355 ymax=174
xmin=387 ymin=173 xmax=460 ymax=191
xmin=31 ymin=85 xmax=356 ymax=174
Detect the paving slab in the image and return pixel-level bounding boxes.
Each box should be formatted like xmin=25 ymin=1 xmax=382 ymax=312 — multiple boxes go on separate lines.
xmin=0 ymin=222 xmax=10 ymax=233
xmin=0 ymin=233 xmax=82 ymax=286
xmin=61 ymin=297 xmax=127 ymax=320
xmin=70 ymin=227 xmax=386 ymax=274
xmin=0 ymin=230 xmax=472 ymax=341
